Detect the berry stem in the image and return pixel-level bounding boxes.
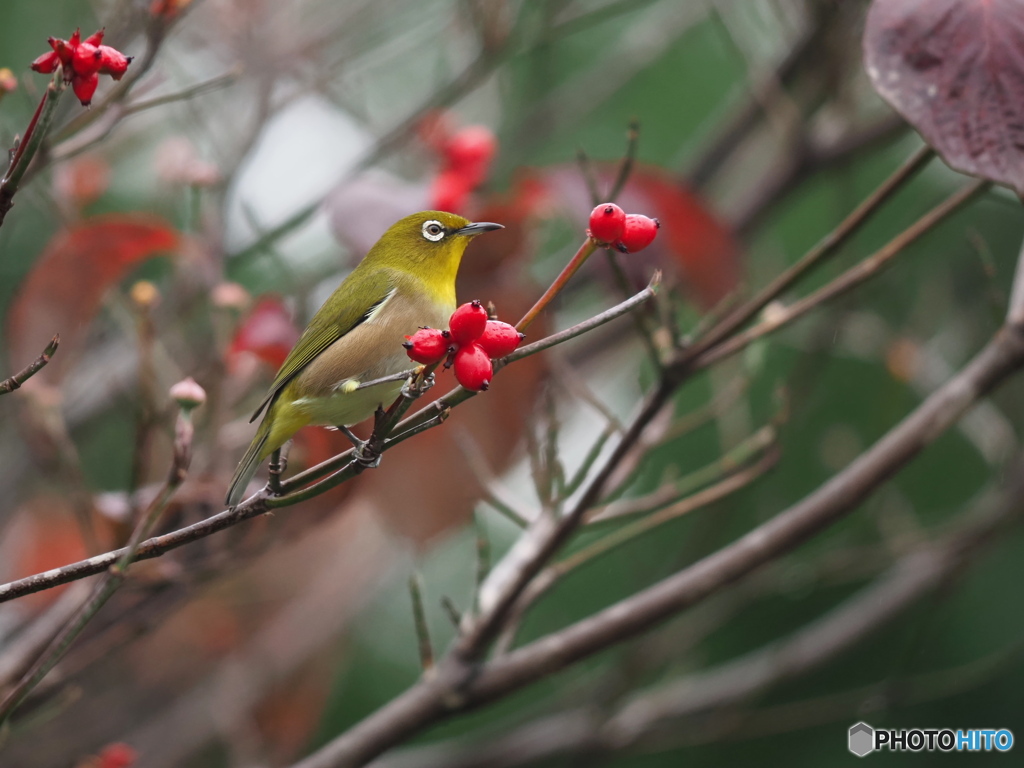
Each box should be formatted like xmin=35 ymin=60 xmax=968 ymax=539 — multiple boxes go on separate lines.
xmin=516 ymin=238 xmax=599 ymax=332
xmin=0 ymin=68 xmax=67 ymax=230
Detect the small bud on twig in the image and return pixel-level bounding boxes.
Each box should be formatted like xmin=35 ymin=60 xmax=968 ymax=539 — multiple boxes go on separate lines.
xmin=169 ymin=377 xmax=206 ymax=412
xmin=129 ymin=279 xmax=160 ymax=310
xmin=211 ymin=281 xmax=251 ymax=312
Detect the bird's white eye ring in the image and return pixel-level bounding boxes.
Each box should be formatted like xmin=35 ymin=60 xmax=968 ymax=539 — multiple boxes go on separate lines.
xmin=422 ymin=220 xmax=446 ymax=242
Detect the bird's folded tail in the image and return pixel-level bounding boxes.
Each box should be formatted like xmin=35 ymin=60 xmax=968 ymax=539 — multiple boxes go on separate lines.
xmin=226 ymin=416 xmax=273 ymax=506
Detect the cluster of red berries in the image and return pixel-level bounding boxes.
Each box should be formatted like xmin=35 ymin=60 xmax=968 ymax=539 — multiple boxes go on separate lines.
xmin=427 ymin=124 xmax=497 ymax=213
xmin=404 ymin=301 xmax=523 ymax=391
xmin=31 ymin=29 xmax=132 ymax=106
xmin=588 ymin=203 xmax=660 ymax=253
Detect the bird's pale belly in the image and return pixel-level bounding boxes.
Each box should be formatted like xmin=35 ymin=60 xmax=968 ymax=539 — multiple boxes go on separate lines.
xmin=293 ymin=349 xmax=411 ymax=428
xmin=298 ymin=378 xmax=405 ymax=428
xmin=285 ymin=289 xmax=451 ymax=429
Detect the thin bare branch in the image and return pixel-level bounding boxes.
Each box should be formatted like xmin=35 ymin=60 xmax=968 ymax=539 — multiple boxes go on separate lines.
xmin=0 ymin=71 xmax=66 ymax=229
xmin=408 ymin=574 xmax=434 ymax=672
xmin=689 ymin=178 xmax=990 ymax=371
xmin=123 ymin=69 xmax=239 ymax=115
xmin=681 ymin=143 xmax=935 ymax=365
xmin=589 ymin=424 xmax=777 ymax=523
xmin=0 ymin=335 xmax=59 ymax=395
xmin=454 ymin=430 xmax=530 ymax=528
xmin=560 ymin=424 xmax=615 ymax=499
xmin=0 ymin=398 xmax=197 ymax=724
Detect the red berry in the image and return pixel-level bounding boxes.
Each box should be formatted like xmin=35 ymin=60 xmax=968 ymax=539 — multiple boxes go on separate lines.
xmin=96 ymin=742 xmax=138 ymax=768
xmin=430 ymin=167 xmax=473 ymax=213
xmin=31 ymin=50 xmax=60 ymax=74
xmin=31 ymin=29 xmax=131 ymax=102
xmin=73 ymin=42 xmax=102 ymax=77
xmin=448 ymin=300 xmax=488 ymax=344
xmin=49 ymin=37 xmax=74 ymax=69
xmin=615 ymin=214 xmax=660 ymax=253
xmin=453 ymin=343 xmax=493 ymax=391
xmin=403 ymin=327 xmax=451 ymax=365
xmin=445 ymin=126 xmax=496 ymax=183
xmin=98 ymin=46 xmax=132 ymax=80
xmin=588 ymin=203 xmax=626 ymax=243
xmin=477 ymin=320 xmax=523 ymax=358
xmin=72 ymin=72 xmax=99 ymax=105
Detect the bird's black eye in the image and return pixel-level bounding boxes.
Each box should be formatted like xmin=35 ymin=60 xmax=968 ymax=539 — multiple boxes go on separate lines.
xmin=422 ymin=220 xmax=446 ymax=242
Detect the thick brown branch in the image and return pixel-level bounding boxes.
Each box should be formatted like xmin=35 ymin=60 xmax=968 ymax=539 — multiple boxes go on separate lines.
xmin=471 ymin=326 xmax=1024 ymax=700
xmin=374 ymin=466 xmax=1024 ymax=768
xmin=288 ymin=316 xmax=1024 ymax=768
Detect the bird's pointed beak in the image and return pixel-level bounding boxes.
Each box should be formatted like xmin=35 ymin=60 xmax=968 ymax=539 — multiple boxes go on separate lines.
xmin=454 ymin=221 xmax=504 ymax=236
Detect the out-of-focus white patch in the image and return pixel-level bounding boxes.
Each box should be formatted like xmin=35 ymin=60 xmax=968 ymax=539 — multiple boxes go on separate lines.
xmin=225 ymin=95 xmax=370 ymax=258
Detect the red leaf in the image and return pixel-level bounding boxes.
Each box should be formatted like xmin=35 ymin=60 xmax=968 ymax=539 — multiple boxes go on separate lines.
xmin=228 ymin=296 xmax=300 ymax=372
xmin=6 ymin=215 xmax=180 ymax=380
xmin=864 ymin=0 xmax=1024 ymax=194
xmin=5 ymin=497 xmax=89 ymax=612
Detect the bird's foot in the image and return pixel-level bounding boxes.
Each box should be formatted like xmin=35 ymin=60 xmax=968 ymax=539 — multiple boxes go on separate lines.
xmin=403 ymin=370 xmax=435 ymax=399
xmin=355 ymin=444 xmax=382 ymax=468
xmin=339 ymin=425 xmax=382 ymax=469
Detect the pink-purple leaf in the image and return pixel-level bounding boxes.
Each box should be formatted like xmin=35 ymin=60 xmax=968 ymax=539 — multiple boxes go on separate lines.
xmin=864 ymin=0 xmax=1024 ymax=195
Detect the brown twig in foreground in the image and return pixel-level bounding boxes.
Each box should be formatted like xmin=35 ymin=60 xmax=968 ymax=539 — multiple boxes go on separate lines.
xmin=0 ymin=388 xmax=199 ymax=725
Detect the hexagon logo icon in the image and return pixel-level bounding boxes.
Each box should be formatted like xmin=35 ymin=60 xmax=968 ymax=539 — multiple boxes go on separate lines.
xmin=849 ymin=722 xmax=875 ymax=757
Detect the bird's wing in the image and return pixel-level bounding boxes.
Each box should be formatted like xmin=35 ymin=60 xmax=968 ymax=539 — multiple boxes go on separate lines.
xmin=248 ymin=267 xmax=397 ymax=423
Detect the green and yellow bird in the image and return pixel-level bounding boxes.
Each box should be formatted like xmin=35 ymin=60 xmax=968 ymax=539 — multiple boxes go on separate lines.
xmin=226 ymin=211 xmax=503 ymax=506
